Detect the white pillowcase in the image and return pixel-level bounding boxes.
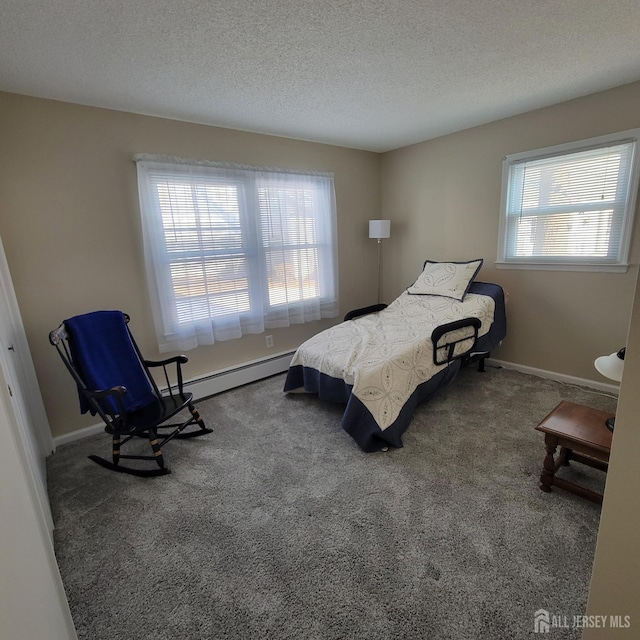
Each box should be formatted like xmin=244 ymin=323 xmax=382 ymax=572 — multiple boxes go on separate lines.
xmin=407 ymin=259 xmax=483 ymax=301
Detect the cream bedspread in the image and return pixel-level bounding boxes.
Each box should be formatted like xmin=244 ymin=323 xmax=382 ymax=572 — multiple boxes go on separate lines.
xmin=288 ymin=291 xmax=496 ymax=430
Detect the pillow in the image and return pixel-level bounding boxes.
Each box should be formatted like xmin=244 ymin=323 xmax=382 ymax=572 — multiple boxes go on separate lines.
xmin=407 ymin=259 xmax=483 ymax=301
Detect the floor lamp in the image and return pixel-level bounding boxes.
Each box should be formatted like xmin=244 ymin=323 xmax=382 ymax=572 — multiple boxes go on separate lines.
xmin=594 ymin=347 xmax=625 ymax=430
xmin=369 ymin=219 xmax=390 ymax=304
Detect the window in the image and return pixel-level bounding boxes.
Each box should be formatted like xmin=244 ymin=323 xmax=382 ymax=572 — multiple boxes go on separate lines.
xmin=135 ymin=156 xmax=338 ymax=352
xmin=497 ymin=130 xmax=640 ymax=271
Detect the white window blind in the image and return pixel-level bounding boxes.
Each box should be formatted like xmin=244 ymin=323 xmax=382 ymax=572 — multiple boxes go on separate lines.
xmin=498 ymin=131 xmax=640 ymax=270
xmin=135 ymin=155 xmax=339 ymax=352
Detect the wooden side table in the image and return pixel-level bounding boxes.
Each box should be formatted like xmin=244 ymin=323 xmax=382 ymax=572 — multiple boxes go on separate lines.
xmin=534 ymin=400 xmax=613 ymax=504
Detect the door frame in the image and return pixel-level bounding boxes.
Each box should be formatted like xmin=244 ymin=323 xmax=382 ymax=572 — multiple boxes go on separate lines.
xmin=0 ymin=235 xmax=53 ymax=533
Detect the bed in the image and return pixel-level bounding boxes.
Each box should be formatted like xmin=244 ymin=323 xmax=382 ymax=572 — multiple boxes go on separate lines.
xmin=283 ymin=260 xmax=506 ymax=452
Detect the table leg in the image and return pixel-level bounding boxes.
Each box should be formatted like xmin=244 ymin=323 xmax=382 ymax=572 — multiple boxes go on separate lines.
xmin=539 ymin=433 xmax=558 ymax=493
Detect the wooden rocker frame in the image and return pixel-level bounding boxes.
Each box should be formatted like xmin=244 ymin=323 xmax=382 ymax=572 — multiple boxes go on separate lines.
xmin=50 ymin=313 xmax=212 ymax=477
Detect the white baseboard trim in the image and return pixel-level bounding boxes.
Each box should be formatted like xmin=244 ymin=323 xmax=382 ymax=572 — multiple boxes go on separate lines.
xmin=53 ymin=421 xmax=105 ymax=448
xmin=52 ymin=350 xmax=295 ymax=448
xmin=486 ymin=358 xmax=620 ymax=396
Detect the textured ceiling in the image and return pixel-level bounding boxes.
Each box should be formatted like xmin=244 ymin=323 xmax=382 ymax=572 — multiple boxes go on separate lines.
xmin=1 ymin=0 xmax=640 ymax=152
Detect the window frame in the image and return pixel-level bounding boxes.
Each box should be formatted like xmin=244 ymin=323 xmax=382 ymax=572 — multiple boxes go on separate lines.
xmin=154 ymin=173 xmax=258 ymax=323
xmin=496 ymin=130 xmax=640 ymax=272
xmin=135 ymin=155 xmax=339 ymax=351
xmin=255 ymin=177 xmax=335 ymax=310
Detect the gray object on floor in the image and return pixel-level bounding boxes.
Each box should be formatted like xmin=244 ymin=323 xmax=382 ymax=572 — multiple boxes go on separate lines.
xmin=47 ymin=366 xmax=615 ymax=640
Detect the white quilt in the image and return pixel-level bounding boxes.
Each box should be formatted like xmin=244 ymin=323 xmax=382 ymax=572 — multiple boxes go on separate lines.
xmin=288 ymin=291 xmax=496 ymax=430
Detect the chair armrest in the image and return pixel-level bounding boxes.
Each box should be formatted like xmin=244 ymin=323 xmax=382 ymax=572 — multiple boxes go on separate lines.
xmin=344 ymin=303 xmax=388 ymax=321
xmin=431 ymin=317 xmax=481 ymax=365
xmin=143 ymin=356 xmax=188 ymax=367
xmin=85 ymin=385 xmax=127 ymax=399
xmin=83 ymin=386 xmax=129 ymax=423
xmin=143 ymin=356 xmax=188 ymax=397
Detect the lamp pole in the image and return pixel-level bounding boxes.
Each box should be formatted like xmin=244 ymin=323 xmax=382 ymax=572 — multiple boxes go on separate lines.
xmin=369 ymin=219 xmax=390 ymax=305
xmin=377 ymin=238 xmax=383 ymax=304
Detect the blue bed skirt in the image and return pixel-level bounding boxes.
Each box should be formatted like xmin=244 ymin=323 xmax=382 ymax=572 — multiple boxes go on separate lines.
xmin=284 ymin=362 xmax=461 ymax=451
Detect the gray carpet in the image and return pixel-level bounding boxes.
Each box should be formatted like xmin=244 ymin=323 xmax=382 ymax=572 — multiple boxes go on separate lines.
xmin=47 ymin=366 xmax=616 ymax=640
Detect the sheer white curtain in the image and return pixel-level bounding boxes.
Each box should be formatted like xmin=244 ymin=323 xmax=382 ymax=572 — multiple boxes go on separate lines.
xmin=135 ymin=155 xmax=338 ymax=352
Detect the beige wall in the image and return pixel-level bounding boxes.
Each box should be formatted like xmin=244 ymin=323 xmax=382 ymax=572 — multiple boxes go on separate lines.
xmin=0 ymin=369 xmax=77 ymax=639
xmin=584 ymin=268 xmax=640 ymax=638
xmin=0 ymin=92 xmax=381 ymax=437
xmin=381 ymin=81 xmax=640 ymax=381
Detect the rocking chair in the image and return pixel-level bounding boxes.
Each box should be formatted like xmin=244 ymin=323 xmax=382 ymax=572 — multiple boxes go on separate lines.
xmin=50 ymin=310 xmax=212 ymax=477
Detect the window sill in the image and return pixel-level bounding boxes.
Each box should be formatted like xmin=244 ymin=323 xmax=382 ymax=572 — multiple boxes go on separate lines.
xmin=495 ymin=261 xmax=630 ymax=273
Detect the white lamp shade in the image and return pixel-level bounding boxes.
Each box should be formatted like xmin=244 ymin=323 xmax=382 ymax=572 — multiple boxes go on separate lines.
xmin=369 ymin=219 xmax=390 ymax=239
xmin=594 ymin=352 xmax=624 ymax=382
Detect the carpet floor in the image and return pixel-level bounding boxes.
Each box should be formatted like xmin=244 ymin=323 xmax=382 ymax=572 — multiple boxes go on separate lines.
xmin=47 ymin=366 xmax=616 ymax=639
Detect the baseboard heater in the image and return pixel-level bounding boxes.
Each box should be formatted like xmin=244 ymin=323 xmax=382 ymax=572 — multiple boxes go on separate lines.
xmin=178 ymin=350 xmax=295 ymax=401
xmin=52 ymin=350 xmax=296 ymax=448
